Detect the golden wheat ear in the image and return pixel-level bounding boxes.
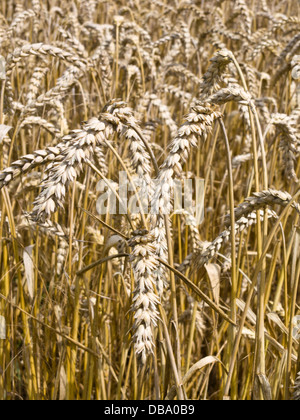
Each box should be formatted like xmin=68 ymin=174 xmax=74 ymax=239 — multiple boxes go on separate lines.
xmin=0 ymin=0 xmax=299 ymax=401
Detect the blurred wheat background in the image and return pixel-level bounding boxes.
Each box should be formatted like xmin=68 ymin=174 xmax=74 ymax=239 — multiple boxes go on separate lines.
xmin=0 ymin=0 xmax=299 ymax=400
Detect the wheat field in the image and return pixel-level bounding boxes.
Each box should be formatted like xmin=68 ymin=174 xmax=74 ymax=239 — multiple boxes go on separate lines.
xmin=0 ymin=0 xmax=299 ymax=401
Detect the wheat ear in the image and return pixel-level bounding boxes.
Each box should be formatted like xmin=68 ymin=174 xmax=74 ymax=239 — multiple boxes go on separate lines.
xmin=293 ymin=372 xmax=300 ymax=400
xmin=128 ymin=229 xmax=160 ymax=365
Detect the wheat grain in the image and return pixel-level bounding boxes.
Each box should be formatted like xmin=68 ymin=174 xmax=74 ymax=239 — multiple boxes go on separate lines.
xmin=26 ymin=66 xmax=49 ymax=104
xmin=128 ymin=229 xmax=160 ymax=365
xmin=6 ymin=43 xmax=87 ymax=73
xmin=233 ymin=0 xmax=252 ymax=36
xmin=200 ymin=49 xmax=234 ymax=99
xmin=270 ymin=113 xmax=299 ymax=183
xmin=208 ymin=85 xmax=253 ymax=108
xmin=19 ymin=116 xmax=61 ymax=136
xmin=29 ymin=120 xmax=108 ymax=221
xmin=293 ymin=372 xmax=300 ymax=400
xmin=7 ymin=9 xmax=35 ymax=38
xmin=195 ymin=209 xmax=277 ymax=269
xmin=0 ymin=0 xmax=299 ymax=401
xmin=224 ymin=189 xmax=300 ymax=226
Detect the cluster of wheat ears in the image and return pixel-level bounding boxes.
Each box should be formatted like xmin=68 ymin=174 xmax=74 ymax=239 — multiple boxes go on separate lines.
xmin=0 ymin=0 xmax=299 ymax=401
